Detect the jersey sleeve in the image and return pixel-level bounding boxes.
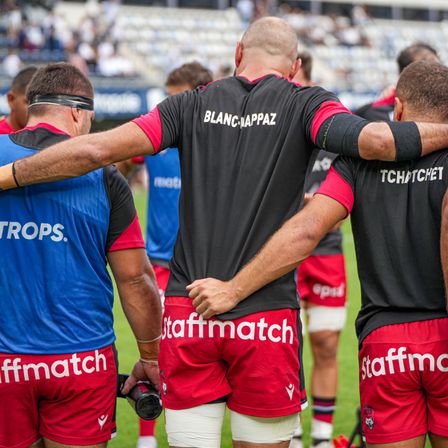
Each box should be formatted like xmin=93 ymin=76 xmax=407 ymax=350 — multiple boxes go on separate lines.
xmin=104 ymin=165 xmax=146 ymax=252
xmin=302 ymin=87 xmax=352 ymax=145
xmin=133 ymin=92 xmax=191 ymax=153
xmin=316 ymin=157 xmax=355 ymax=215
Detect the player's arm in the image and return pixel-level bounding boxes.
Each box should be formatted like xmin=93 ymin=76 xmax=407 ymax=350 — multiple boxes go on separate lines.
xmin=0 ymin=122 xmax=152 ymax=188
xmin=441 ymin=189 xmax=448 ymax=311
xmin=104 ymin=165 xmax=162 ymax=391
xmin=0 ymin=92 xmax=185 ymax=189
xmin=307 ymin=89 xmax=448 ymax=161
xmin=188 ymin=194 xmax=348 ymax=319
xmin=108 ymin=248 xmax=162 ymax=393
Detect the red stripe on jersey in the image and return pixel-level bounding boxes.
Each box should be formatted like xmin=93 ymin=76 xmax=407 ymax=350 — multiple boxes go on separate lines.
xmin=17 ymin=122 xmax=70 ymax=136
xmin=0 ymin=117 xmax=14 ymax=134
xmin=372 ymin=91 xmax=396 ymax=108
xmin=131 ymin=156 xmax=145 ymax=164
xmin=108 ymin=213 xmax=145 ymax=252
xmin=132 ymin=107 xmax=163 ymax=153
xmin=316 ymin=166 xmax=354 ymax=214
xmin=311 ymin=101 xmax=351 ymax=144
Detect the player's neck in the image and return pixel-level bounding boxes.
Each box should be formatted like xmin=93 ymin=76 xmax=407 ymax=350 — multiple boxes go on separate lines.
xmin=236 ymin=54 xmax=292 ymax=81
xmin=7 ymin=115 xmax=20 ymax=132
xmin=26 ymin=114 xmax=73 ymax=136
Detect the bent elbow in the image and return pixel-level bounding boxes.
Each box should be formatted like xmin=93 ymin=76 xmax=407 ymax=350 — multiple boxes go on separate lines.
xmin=84 ymin=136 xmax=114 ymax=170
xmin=360 ymin=123 xmax=394 ymax=161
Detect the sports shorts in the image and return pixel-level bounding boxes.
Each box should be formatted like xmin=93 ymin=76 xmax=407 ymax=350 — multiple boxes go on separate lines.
xmin=159 ymin=296 xmax=307 ymax=418
xmin=297 ymin=254 xmax=346 ymax=307
xmin=0 ymin=345 xmax=117 ymax=448
xmin=153 ymin=264 xmax=170 ymax=303
xmin=359 ymin=318 xmax=448 ymax=444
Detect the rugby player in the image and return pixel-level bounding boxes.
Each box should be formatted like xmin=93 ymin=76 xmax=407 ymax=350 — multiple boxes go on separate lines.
xmin=2 ymin=18 xmax=448 ymax=448
xmin=291 ymin=51 xmax=347 ymax=448
xmin=188 ymin=60 xmax=448 ymax=448
xmin=0 ymin=66 xmax=37 ymax=134
xmin=0 ymin=63 xmax=162 ymax=448
xmin=118 ymin=61 xmax=213 ymax=448
xmin=356 ymin=43 xmax=439 ymax=121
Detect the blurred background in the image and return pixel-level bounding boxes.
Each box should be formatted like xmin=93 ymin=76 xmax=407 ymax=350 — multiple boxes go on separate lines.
xmin=1 ymin=0 xmax=448 ymax=129
xmin=0 ymin=1 xmax=445 ymax=446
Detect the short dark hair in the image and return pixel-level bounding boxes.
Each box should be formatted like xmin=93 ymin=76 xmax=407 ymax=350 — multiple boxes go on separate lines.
xmin=11 ymin=66 xmax=38 ymax=94
xmin=27 ymin=62 xmax=94 ymax=104
xmin=397 ymin=43 xmax=439 ymax=73
xmin=396 ymin=61 xmax=448 ymax=121
xmin=297 ymin=50 xmax=312 ymax=82
xmin=165 ymin=62 xmax=213 ymax=89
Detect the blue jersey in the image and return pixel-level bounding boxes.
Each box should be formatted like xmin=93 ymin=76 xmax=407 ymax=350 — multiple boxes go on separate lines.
xmin=145 ymin=147 xmax=181 ymax=263
xmin=0 ymin=125 xmax=140 ymax=354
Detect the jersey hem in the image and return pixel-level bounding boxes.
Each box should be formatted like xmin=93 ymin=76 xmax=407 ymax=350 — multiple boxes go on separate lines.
xmin=40 ymin=429 xmax=115 ymax=445
xmin=428 ymin=423 xmax=448 ymax=438
xmin=227 ymin=400 xmax=304 ymax=418
xmin=0 ymin=339 xmax=116 ymax=356
xmin=364 ymin=427 xmax=426 ymax=444
xmin=162 ymin=388 xmax=232 ymax=410
xmin=0 ymin=434 xmax=40 ymax=448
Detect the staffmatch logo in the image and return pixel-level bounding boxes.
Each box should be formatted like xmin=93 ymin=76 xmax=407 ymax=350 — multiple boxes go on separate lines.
xmin=0 ymin=350 xmax=107 ymax=383
xmin=0 ymin=221 xmax=67 ymax=242
xmin=361 ymin=347 xmax=448 ymax=380
xmin=162 ymin=312 xmax=294 ymax=344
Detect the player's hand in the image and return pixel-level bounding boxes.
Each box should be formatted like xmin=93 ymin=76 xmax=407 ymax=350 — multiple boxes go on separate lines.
xmin=187 ymin=278 xmax=240 ymax=319
xmin=121 ymin=360 xmax=160 ymax=395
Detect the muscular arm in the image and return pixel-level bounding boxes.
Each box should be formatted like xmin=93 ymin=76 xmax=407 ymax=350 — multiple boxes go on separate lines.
xmin=441 ymin=190 xmax=448 ymax=312
xmin=108 ymin=248 xmax=162 ymax=390
xmin=358 ymin=121 xmax=448 ymax=160
xmin=187 ymin=195 xmax=347 ymax=318
xmin=0 ymin=122 xmax=152 ymax=188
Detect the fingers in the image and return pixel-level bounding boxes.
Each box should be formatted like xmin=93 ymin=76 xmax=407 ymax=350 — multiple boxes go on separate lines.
xmin=121 ymin=374 xmax=137 ymax=395
xmin=186 ymin=278 xmax=210 ymax=291
xmin=143 ymin=364 xmax=161 ymax=390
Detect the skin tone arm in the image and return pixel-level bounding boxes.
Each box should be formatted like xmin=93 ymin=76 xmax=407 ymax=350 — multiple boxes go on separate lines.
xmin=0 ymin=121 xmax=152 ymax=188
xmin=107 ymin=248 xmax=162 ymax=393
xmin=441 ymin=189 xmax=448 ymax=312
xmin=2 ymin=119 xmax=448 ymax=189
xmin=187 ymin=194 xmax=347 ymax=319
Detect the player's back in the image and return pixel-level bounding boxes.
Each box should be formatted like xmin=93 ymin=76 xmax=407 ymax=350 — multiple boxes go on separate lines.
xmin=158 ymin=74 xmax=342 ymax=318
xmin=0 ymin=126 xmax=114 ymax=354
xmin=332 ymin=151 xmax=448 ymax=340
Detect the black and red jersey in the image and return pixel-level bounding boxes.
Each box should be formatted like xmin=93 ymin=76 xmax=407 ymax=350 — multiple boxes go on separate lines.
xmin=134 ymin=74 xmax=353 ymax=319
xmin=305 ymin=150 xmax=342 ymax=255
xmin=355 ymin=93 xmax=395 ymax=122
xmin=318 ymin=152 xmax=448 ymax=342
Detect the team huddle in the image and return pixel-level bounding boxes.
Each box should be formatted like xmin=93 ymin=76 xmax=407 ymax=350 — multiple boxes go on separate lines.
xmin=1 ymin=15 xmax=448 ymax=448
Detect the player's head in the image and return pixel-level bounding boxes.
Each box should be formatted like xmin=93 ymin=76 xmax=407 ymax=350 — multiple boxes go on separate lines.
xmin=293 ymin=50 xmax=313 ymax=86
xmin=235 ymin=17 xmax=300 ymax=79
xmin=7 ymin=66 xmax=38 ymax=130
xmin=27 ymin=62 xmax=94 ymax=136
xmin=397 ymin=43 xmax=439 ymax=73
xmin=394 ymin=61 xmax=448 ymax=123
xmin=165 ymin=62 xmax=213 ymax=96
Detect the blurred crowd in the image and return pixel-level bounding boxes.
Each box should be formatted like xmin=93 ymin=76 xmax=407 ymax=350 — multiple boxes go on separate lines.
xmin=0 ymin=0 xmax=135 ymax=78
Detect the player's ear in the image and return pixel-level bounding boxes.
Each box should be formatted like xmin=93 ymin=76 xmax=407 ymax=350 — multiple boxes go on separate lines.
xmin=70 ymin=107 xmax=81 ymax=123
xmin=7 ymin=91 xmax=15 ymax=109
xmin=394 ymin=97 xmax=404 ymax=122
xmin=235 ymin=41 xmax=243 ymax=69
xmin=289 ymin=57 xmax=301 ymax=80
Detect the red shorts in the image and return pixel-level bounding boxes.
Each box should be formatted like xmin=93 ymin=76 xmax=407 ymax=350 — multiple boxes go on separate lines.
xmin=297 ymin=254 xmax=346 ymax=307
xmin=153 ymin=264 xmax=170 ymax=294
xmin=0 ymin=346 xmax=117 ymax=448
xmin=159 ymin=297 xmax=307 ymax=418
xmin=359 ymin=318 xmax=448 ymax=444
